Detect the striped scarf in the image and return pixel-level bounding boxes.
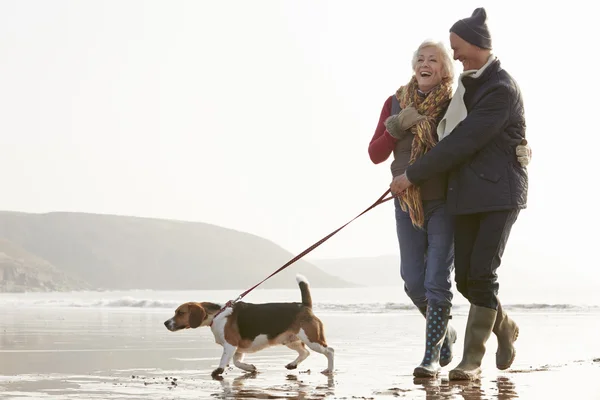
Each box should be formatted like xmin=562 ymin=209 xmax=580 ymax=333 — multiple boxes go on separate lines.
xmin=396 ymin=76 xmax=453 ymax=228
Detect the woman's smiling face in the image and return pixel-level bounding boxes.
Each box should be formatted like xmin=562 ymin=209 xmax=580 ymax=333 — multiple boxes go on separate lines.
xmin=414 ymin=46 xmax=444 ymax=92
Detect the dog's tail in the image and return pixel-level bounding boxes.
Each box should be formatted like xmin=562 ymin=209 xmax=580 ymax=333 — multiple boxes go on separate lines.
xmin=296 ymin=274 xmax=312 ymax=308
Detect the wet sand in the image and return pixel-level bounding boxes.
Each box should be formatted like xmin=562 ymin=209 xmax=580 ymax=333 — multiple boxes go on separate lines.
xmin=1 ymin=307 xmax=599 ymax=399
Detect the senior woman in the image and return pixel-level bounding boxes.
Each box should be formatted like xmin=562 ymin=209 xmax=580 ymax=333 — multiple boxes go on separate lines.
xmin=368 ymin=39 xmax=457 ymax=378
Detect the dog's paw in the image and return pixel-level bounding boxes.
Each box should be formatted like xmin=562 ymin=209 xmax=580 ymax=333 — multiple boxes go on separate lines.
xmin=245 ymin=364 xmax=257 ymax=373
xmin=285 ymin=363 xmax=298 ymax=370
xmin=211 ymin=368 xmax=224 ymax=380
xmin=321 ymin=368 xmax=333 ymax=375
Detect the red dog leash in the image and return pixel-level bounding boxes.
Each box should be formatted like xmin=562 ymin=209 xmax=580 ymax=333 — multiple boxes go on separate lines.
xmin=212 ymin=189 xmax=396 ymax=319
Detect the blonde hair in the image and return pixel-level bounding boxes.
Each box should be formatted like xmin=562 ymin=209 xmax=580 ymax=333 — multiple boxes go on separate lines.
xmin=411 ymin=40 xmax=455 ymax=82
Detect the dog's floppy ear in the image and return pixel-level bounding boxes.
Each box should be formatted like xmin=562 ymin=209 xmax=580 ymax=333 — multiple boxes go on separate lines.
xmin=188 ymin=303 xmax=206 ymax=328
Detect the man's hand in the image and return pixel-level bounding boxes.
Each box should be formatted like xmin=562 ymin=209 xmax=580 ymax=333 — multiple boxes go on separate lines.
xmin=390 ymin=173 xmax=412 ymax=196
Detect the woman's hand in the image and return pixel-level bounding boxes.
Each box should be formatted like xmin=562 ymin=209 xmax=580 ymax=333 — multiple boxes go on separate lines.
xmin=516 ymin=139 xmax=532 ymax=167
xmin=384 ymin=106 xmax=425 ymax=140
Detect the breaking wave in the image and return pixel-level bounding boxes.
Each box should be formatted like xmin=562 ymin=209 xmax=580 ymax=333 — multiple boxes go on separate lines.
xmin=0 ymin=297 xmax=181 ymax=309
xmin=0 ymin=296 xmax=595 ymax=312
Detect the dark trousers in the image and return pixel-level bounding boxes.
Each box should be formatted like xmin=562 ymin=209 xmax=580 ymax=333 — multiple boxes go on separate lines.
xmin=454 ymin=209 xmax=520 ymax=310
xmin=394 ymin=198 xmax=455 ymax=308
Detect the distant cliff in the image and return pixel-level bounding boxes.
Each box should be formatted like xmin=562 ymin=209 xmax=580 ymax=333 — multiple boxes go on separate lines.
xmin=0 ymin=239 xmax=87 ymax=292
xmin=0 ymin=211 xmax=352 ymax=292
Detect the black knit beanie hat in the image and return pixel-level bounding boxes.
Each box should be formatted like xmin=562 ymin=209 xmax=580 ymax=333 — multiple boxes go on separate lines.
xmin=450 ymin=8 xmax=492 ymax=49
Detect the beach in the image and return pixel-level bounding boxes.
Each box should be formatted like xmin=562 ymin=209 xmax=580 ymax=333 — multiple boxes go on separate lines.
xmin=1 ymin=287 xmax=599 ymax=399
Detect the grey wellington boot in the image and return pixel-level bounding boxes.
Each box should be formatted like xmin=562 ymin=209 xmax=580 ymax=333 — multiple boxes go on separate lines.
xmin=418 ymin=305 xmax=457 ymax=367
xmin=449 ymin=304 xmax=497 ymax=381
xmin=493 ymin=300 xmax=519 ymax=370
xmin=413 ymin=304 xmax=452 ymax=377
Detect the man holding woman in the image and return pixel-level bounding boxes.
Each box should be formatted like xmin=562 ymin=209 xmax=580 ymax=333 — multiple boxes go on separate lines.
xmin=370 ymin=7 xmax=530 ymax=380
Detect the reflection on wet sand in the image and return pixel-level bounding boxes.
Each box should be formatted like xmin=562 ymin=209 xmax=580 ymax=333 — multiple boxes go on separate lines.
xmin=495 ymin=376 xmax=518 ymax=399
xmin=2 ymin=307 xmax=599 ymax=399
xmin=375 ymin=375 xmax=518 ymax=400
xmin=217 ymin=371 xmax=336 ymax=399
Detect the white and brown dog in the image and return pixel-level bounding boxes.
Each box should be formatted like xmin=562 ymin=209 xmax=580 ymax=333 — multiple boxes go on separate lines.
xmin=164 ymin=275 xmax=334 ymax=379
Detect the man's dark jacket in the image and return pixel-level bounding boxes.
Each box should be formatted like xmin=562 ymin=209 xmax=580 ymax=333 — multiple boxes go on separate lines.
xmin=406 ymin=59 xmax=528 ymax=215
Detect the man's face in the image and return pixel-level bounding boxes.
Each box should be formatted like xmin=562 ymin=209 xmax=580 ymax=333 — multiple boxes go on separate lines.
xmin=450 ymin=32 xmax=480 ymax=71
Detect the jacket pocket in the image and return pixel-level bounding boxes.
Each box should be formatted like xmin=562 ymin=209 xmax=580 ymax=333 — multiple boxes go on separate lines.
xmin=468 ymin=158 xmax=501 ymax=183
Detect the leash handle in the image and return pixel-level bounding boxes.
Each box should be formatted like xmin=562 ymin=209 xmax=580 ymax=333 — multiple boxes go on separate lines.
xmin=219 ymin=189 xmax=395 ymax=310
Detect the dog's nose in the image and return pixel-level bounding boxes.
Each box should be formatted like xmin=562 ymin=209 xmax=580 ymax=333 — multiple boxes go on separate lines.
xmin=164 ymin=321 xmax=169 ymax=328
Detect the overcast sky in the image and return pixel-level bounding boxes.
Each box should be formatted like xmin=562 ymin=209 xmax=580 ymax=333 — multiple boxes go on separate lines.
xmin=0 ymin=1 xmax=597 ymax=287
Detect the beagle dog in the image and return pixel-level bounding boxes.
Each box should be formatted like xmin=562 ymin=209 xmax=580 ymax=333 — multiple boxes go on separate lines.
xmin=164 ymin=274 xmax=334 ymax=379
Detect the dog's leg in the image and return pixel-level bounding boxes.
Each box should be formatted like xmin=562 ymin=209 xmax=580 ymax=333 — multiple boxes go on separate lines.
xmin=298 ymin=327 xmax=334 ymax=375
xmin=211 ymin=343 xmax=237 ymax=379
xmin=285 ymin=340 xmax=310 ymax=370
xmin=233 ymin=351 xmax=257 ymax=373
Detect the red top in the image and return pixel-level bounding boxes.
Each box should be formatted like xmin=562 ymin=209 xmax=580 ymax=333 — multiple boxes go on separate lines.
xmin=368 ymin=95 xmax=397 ymax=164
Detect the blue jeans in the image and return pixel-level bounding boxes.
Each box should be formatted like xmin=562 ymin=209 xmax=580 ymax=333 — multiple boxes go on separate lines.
xmin=394 ymin=198 xmax=455 ymax=307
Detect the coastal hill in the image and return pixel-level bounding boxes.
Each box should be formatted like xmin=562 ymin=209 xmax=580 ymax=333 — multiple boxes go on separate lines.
xmin=0 ymin=238 xmax=87 ymax=292
xmin=0 ymin=211 xmax=352 ymax=292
